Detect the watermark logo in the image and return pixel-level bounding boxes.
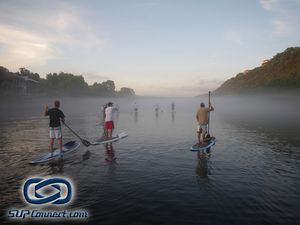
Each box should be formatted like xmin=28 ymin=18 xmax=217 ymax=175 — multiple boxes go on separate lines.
xmin=23 ymin=177 xmax=72 ymax=205
xmin=7 ymin=176 xmax=89 ymax=221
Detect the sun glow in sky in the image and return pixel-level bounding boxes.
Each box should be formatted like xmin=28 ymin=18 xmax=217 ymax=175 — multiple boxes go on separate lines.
xmin=0 ymin=0 xmax=299 ymax=96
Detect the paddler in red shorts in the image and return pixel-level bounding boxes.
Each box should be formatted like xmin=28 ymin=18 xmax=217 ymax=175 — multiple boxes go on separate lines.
xmin=104 ymin=102 xmax=117 ymax=139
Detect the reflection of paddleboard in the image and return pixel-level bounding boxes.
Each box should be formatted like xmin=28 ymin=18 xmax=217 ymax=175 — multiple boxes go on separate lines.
xmin=29 ymin=141 xmax=81 ymax=164
xmin=190 ymin=137 xmax=216 ymax=151
xmin=91 ymin=132 xmax=128 ymax=145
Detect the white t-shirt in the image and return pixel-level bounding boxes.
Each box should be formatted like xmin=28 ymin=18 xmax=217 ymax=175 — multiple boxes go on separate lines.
xmin=105 ymin=106 xmax=115 ymax=122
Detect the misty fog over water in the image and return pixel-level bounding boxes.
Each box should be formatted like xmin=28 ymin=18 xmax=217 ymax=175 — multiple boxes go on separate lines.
xmin=1 ymin=94 xmax=299 ymax=130
xmin=0 ymin=95 xmax=300 ymax=225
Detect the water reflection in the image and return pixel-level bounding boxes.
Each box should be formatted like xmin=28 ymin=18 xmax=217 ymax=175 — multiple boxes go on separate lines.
xmin=134 ymin=108 xmax=138 ymax=123
xmin=105 ymin=143 xmax=117 ymax=177
xmin=49 ymin=157 xmax=64 ymax=174
xmin=171 ymin=102 xmax=175 ymax=111
xmin=82 ymin=150 xmax=91 ymax=161
xmin=105 ymin=143 xmax=116 ymax=163
xmin=1 ymin=97 xmax=300 ymax=225
xmin=195 ymin=150 xmax=211 ymax=178
xmin=155 ymin=104 xmax=159 ymax=118
xmin=171 ymin=111 xmax=175 ymax=122
xmin=171 ymin=103 xmax=175 ymax=122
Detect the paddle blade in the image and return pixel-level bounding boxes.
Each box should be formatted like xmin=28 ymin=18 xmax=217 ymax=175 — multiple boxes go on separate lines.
xmin=81 ymin=139 xmax=91 ymax=147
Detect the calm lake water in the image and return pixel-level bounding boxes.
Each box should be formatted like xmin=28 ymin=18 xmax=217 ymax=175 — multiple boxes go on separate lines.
xmin=0 ymin=95 xmax=300 ymax=225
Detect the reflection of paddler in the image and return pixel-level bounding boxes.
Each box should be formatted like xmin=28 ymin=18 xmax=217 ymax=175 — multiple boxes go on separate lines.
xmin=171 ymin=102 xmax=175 ymax=121
xmin=105 ymin=144 xmax=117 ymax=176
xmin=49 ymin=157 xmax=64 ymax=174
xmin=134 ymin=107 xmax=138 ymax=123
xmin=133 ymin=102 xmax=138 ymax=112
xmin=171 ymin=110 xmax=175 ymax=121
xmin=195 ymin=152 xmax=209 ymax=178
xmin=155 ymin=104 xmax=159 ymax=117
xmin=105 ymin=143 xmax=116 ymax=162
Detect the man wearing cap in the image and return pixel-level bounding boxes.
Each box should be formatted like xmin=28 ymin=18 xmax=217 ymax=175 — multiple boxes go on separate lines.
xmin=196 ymin=102 xmax=214 ymax=145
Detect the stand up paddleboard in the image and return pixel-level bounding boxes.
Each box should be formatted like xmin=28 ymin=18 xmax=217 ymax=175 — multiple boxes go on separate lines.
xmin=29 ymin=140 xmax=81 ymax=164
xmin=190 ymin=137 xmax=216 ymax=151
xmin=91 ymin=132 xmax=128 ymax=145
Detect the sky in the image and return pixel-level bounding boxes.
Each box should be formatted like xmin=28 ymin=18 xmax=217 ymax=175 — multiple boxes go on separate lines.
xmin=0 ymin=0 xmax=299 ymax=97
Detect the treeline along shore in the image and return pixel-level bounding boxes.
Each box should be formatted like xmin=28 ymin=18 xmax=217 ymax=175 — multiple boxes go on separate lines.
xmin=213 ymin=47 xmax=300 ymax=95
xmin=0 ymin=66 xmax=135 ymax=97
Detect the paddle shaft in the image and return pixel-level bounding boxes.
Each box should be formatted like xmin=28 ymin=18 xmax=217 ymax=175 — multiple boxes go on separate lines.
xmin=208 ymin=91 xmax=211 ymax=134
xmin=63 ymin=122 xmax=90 ymax=146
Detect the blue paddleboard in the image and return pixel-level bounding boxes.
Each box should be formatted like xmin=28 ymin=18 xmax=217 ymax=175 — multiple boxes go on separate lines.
xmin=91 ymin=132 xmax=128 ymax=145
xmin=190 ymin=137 xmax=216 ymax=151
xmin=29 ymin=140 xmax=81 ymax=164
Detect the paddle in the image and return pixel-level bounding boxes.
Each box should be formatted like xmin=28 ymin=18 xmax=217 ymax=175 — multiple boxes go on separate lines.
xmin=207 ymin=91 xmax=211 ymax=136
xmin=62 ymin=121 xmax=91 ymax=147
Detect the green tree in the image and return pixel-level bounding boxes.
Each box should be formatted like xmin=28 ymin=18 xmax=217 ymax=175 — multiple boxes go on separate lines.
xmin=118 ymin=87 xmax=135 ymax=96
xmin=102 ymin=80 xmax=115 ymax=92
xmin=214 ymin=47 xmax=300 ymax=94
xmin=45 ymin=72 xmax=88 ymax=94
xmin=18 ymin=67 xmax=40 ymax=81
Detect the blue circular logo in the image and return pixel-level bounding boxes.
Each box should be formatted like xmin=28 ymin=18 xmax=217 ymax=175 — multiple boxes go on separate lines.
xmin=23 ymin=177 xmax=72 ymax=205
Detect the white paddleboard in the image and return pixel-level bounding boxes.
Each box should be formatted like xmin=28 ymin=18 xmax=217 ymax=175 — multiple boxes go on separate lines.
xmin=29 ymin=140 xmax=81 ymax=164
xmin=91 ymin=132 xmax=128 ymax=145
xmin=190 ymin=137 xmax=216 ymax=151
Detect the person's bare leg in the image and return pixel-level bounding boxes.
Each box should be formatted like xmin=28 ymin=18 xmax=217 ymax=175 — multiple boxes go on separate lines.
xmin=202 ymin=132 xmax=206 ymax=145
xmin=202 ymin=131 xmax=209 ymax=144
xmin=58 ymin=137 xmax=63 ymax=155
xmin=103 ymin=128 xmax=108 ymax=138
xmin=50 ymin=138 xmax=54 ymax=156
xmin=108 ymin=129 xmax=112 ymax=138
xmin=197 ymin=131 xmax=201 ymax=145
xmin=109 ymin=128 xmax=114 ymax=144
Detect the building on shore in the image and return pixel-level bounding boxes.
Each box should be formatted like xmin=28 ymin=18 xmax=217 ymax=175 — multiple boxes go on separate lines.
xmin=0 ymin=74 xmax=40 ymax=96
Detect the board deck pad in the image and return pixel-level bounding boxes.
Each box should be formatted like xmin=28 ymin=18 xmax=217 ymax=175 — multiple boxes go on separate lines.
xmin=29 ymin=140 xmax=81 ymax=164
xmin=190 ymin=137 xmax=216 ymax=151
xmin=91 ymin=132 xmax=128 ymax=145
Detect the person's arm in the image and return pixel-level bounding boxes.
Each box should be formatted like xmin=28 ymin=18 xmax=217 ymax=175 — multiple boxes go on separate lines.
xmin=196 ymin=111 xmax=199 ymax=122
xmin=209 ymin=104 xmax=214 ymax=112
xmin=44 ymin=105 xmax=49 ymax=116
xmin=104 ymin=107 xmax=107 ymax=118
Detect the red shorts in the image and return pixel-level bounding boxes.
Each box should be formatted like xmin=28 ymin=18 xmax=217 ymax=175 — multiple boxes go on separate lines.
xmin=105 ymin=121 xmax=114 ymax=130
